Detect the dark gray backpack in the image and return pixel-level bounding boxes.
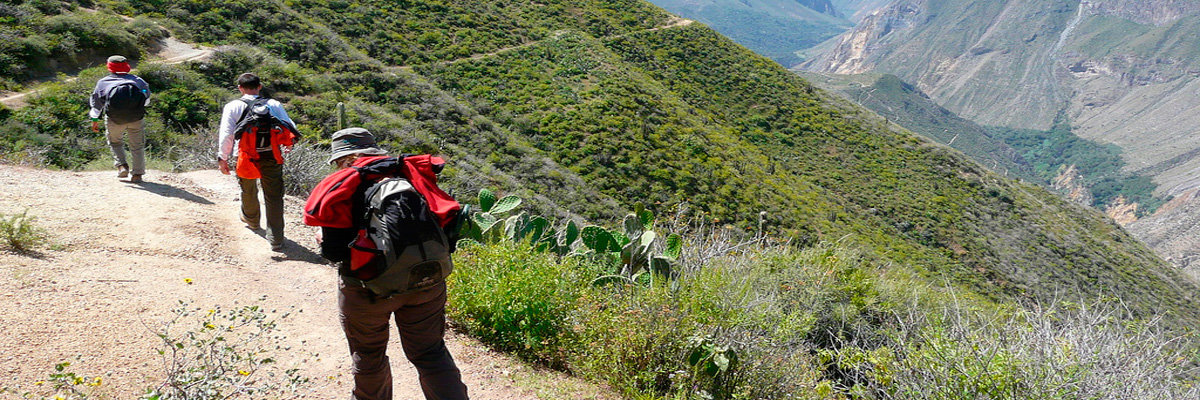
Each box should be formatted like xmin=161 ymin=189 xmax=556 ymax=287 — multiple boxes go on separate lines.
xmin=347 ymin=177 xmax=453 ymax=297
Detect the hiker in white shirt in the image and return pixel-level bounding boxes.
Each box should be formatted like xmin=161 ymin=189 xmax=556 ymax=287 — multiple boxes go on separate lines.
xmin=216 ymin=73 xmax=298 ymax=251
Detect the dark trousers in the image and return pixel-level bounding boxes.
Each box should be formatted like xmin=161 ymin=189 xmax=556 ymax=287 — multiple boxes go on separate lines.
xmin=339 ymin=281 xmax=468 ymax=400
xmin=238 ymin=156 xmax=284 ymax=245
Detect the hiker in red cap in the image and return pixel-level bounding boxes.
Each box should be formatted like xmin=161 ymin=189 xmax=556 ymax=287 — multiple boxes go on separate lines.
xmin=88 ymin=55 xmax=151 ymax=183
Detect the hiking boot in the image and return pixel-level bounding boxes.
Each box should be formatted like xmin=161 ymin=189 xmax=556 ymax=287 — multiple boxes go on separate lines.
xmin=240 ymin=216 xmax=260 ymax=231
xmin=117 ymin=164 xmax=129 ymax=178
xmin=129 ymin=174 xmax=143 ymax=183
xmin=271 ymin=241 xmax=285 ymax=252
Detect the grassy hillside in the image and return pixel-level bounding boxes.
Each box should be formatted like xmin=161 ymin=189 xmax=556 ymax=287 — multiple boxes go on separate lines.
xmin=801 ymin=72 xmax=1166 ymax=214
xmin=4 ymin=0 xmax=1200 ymax=397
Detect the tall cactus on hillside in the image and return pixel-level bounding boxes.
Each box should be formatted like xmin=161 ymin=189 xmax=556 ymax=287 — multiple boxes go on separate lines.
xmin=336 ymin=102 xmax=346 ymax=130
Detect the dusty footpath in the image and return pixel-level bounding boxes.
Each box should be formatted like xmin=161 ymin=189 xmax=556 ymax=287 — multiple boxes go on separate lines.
xmin=0 ymin=165 xmax=612 ymax=399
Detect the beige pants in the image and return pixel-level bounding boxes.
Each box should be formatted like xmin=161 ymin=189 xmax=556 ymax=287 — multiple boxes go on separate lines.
xmin=106 ymin=119 xmax=145 ymax=175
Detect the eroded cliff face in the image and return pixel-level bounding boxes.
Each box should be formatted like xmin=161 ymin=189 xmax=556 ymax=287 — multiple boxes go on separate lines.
xmin=1130 ymin=188 xmax=1200 ymax=276
xmin=1105 ymin=196 xmax=1140 ymax=225
xmin=803 ymin=0 xmax=1073 ymax=130
xmin=805 ymin=1 xmax=924 ymax=75
xmin=1052 ymin=164 xmax=1096 ymax=206
xmin=804 ymin=0 xmax=1200 ymax=272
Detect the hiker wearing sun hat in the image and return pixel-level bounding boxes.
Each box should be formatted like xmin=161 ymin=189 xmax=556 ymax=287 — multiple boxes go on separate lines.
xmin=327 ymin=127 xmax=389 ymax=167
xmin=88 ymin=55 xmax=151 ymax=183
xmin=305 ymin=127 xmax=469 ymax=400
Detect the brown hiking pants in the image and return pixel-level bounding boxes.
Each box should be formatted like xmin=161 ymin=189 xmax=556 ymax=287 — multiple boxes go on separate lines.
xmin=339 ymin=280 xmax=468 ymax=400
xmin=237 ymin=155 xmax=284 ymax=245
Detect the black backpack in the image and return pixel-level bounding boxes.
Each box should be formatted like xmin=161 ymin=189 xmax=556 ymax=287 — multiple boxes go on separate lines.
xmin=233 ymin=98 xmax=294 ymax=149
xmin=347 ymin=176 xmax=454 ymax=297
xmin=104 ymin=81 xmax=147 ymax=124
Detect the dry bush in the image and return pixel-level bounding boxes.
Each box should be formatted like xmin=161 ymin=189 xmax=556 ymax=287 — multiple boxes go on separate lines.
xmin=281 ymin=141 xmax=330 ymax=197
xmin=832 ymin=297 xmax=1200 ymax=400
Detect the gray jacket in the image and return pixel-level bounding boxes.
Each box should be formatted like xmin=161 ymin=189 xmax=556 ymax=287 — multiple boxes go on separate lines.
xmin=88 ymin=73 xmax=151 ymax=119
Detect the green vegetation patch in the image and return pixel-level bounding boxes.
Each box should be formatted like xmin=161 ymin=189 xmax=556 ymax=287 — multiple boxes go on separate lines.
xmin=990 ymin=119 xmax=1166 ymax=213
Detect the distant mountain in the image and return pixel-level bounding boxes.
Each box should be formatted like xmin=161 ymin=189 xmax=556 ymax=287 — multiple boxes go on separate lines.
xmin=646 ymin=0 xmax=853 ymax=66
xmin=800 ymin=72 xmax=1036 ymax=182
xmin=797 ymin=0 xmax=842 ymax=16
xmin=803 ymin=0 xmax=1200 ymax=200
xmin=801 ymin=0 xmax=1200 ymax=270
xmin=829 ymin=0 xmax=895 ymax=21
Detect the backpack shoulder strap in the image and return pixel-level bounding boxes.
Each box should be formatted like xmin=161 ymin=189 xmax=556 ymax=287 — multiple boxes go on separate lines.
xmin=234 ymin=98 xmax=256 ymax=124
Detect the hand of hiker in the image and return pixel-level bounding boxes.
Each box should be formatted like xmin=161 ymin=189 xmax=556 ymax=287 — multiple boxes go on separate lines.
xmin=91 ymin=120 xmax=99 ymax=132
xmin=218 ymin=158 xmax=230 ymax=175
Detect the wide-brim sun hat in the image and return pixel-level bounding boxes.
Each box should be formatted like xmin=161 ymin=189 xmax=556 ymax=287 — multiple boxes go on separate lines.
xmin=328 ymin=127 xmax=387 ymax=164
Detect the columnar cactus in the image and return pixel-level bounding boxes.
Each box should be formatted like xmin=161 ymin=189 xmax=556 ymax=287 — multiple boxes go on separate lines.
xmin=336 ymin=102 xmax=346 ymax=130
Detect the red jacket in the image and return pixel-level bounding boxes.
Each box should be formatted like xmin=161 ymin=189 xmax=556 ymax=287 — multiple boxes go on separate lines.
xmin=235 ymin=126 xmax=296 ymax=179
xmin=303 ymin=155 xmax=460 ymax=229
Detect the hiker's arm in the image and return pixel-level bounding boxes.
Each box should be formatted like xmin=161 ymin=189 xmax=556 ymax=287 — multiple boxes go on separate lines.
xmin=216 ymin=102 xmax=239 ymax=163
xmin=88 ymin=79 xmax=106 ymax=120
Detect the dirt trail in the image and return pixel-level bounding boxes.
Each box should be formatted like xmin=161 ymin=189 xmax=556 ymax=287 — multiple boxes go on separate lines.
xmin=0 ymin=165 xmax=611 ymax=399
xmin=0 ymin=35 xmax=212 ymax=109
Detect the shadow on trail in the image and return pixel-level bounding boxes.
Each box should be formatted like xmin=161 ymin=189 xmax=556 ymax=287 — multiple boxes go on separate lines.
xmin=130 ymin=181 xmax=215 ymax=205
xmin=271 ymin=237 xmax=325 ymax=264
xmin=244 ymin=228 xmax=324 ymax=264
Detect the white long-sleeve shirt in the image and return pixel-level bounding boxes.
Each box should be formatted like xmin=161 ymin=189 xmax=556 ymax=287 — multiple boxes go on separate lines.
xmin=216 ymin=94 xmax=296 ymax=161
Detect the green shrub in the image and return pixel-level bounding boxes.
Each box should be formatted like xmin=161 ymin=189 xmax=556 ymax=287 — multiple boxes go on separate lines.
xmin=0 ymin=209 xmax=48 ymax=252
xmin=281 ymin=141 xmax=331 ymax=197
xmin=124 ymin=16 xmax=169 ymax=46
xmin=447 ymin=241 xmax=594 ymax=366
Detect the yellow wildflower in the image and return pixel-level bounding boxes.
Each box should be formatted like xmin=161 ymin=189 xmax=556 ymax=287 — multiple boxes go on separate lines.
xmin=238 ymin=370 xmax=250 ymax=376
xmin=184 ymin=278 xmax=194 ymax=284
